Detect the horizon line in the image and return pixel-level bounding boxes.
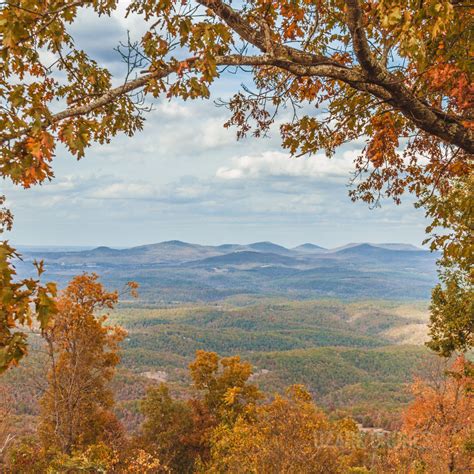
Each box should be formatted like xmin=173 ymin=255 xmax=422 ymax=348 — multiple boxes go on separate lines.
xmin=15 ymin=240 xmax=425 ymax=251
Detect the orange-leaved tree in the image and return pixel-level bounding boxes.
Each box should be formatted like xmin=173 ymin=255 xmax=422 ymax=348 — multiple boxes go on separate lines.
xmin=0 ymin=0 xmax=471 ymax=187
xmin=39 ymin=273 xmax=126 ymax=456
xmin=387 ymin=356 xmax=473 ymax=473
xmin=189 ymin=350 xmax=263 ymax=425
xmin=203 ymin=384 xmax=367 ymax=473
xmin=139 ymin=350 xmax=263 ymax=472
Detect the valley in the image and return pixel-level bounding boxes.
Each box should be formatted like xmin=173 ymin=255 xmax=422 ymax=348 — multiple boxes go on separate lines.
xmin=3 ymin=241 xmax=442 ymax=449
xmin=3 ymin=297 xmax=434 ymax=433
xmin=17 ymin=240 xmax=439 ymax=301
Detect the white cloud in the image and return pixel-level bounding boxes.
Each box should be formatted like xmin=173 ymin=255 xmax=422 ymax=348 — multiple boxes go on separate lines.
xmin=155 ymin=101 xmax=193 ymax=118
xmin=91 ymin=182 xmax=156 ymax=199
xmin=84 ymin=177 xmax=213 ymax=203
xmin=216 ymin=150 xmax=356 ymax=181
xmin=147 ymin=110 xmax=235 ymax=155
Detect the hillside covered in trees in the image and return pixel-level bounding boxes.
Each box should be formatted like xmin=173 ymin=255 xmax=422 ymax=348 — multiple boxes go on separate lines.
xmin=0 ymin=275 xmax=472 ymax=472
xmin=17 ymin=241 xmax=439 ymax=301
xmin=1 ymin=280 xmax=472 ymax=471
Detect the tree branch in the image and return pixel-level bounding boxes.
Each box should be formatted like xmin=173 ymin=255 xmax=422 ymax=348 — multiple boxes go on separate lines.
xmin=201 ymin=0 xmax=474 ymax=154
xmin=0 ymin=54 xmax=377 ymax=144
xmin=345 ymin=0 xmax=383 ymax=78
xmin=0 ymin=61 xmax=180 ymax=144
xmin=2 ymin=2 xmax=473 ymax=156
xmin=196 ymin=0 xmax=344 ymax=68
xmin=344 ymin=0 xmax=474 ymax=154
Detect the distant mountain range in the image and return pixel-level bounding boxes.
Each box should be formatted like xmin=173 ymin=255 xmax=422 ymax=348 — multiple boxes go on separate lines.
xmin=18 ymin=240 xmax=424 ymax=263
xmin=16 ymin=241 xmax=439 ymax=302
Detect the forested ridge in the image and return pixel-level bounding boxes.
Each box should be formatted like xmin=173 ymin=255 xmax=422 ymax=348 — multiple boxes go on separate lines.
xmin=16 ymin=241 xmax=439 ymax=301
xmin=1 ymin=290 xmax=472 ymax=471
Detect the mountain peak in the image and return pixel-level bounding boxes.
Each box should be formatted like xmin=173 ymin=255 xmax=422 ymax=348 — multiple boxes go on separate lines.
xmin=161 ymin=240 xmax=193 ymax=247
xmin=247 ymin=242 xmax=290 ymax=254
xmin=293 ymin=243 xmax=326 ymax=252
xmin=333 ymin=243 xmax=383 ymax=254
xmin=91 ymin=246 xmax=118 ymax=253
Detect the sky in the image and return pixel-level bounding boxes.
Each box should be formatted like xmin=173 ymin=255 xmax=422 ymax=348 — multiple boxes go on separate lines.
xmin=2 ymin=3 xmax=428 ymax=249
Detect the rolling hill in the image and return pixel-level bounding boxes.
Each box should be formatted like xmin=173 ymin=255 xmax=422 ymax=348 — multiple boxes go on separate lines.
xmin=16 ymin=241 xmax=439 ymax=302
xmin=293 ymin=243 xmax=327 ymax=253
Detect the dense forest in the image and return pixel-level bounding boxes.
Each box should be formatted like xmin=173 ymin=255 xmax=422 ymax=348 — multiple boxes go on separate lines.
xmin=0 ymin=276 xmax=472 ymax=471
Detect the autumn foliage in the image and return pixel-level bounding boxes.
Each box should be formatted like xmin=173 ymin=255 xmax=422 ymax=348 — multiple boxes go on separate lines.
xmin=0 ymin=1 xmax=472 ymax=471
xmin=39 ymin=274 xmax=126 ymax=455
xmin=204 ymin=385 xmax=366 ymax=473
xmin=386 ymin=356 xmax=474 ymax=473
xmin=0 ymin=0 xmax=470 ymax=194
xmin=1 ymin=287 xmax=473 ymax=473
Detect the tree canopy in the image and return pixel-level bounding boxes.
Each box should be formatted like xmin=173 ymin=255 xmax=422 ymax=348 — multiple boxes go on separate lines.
xmin=39 ymin=273 xmax=126 ymax=455
xmin=0 ymin=0 xmax=471 ymax=191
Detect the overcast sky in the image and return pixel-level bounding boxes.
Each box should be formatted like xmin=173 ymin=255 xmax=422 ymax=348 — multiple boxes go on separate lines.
xmin=3 ymin=4 xmax=428 ymax=249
